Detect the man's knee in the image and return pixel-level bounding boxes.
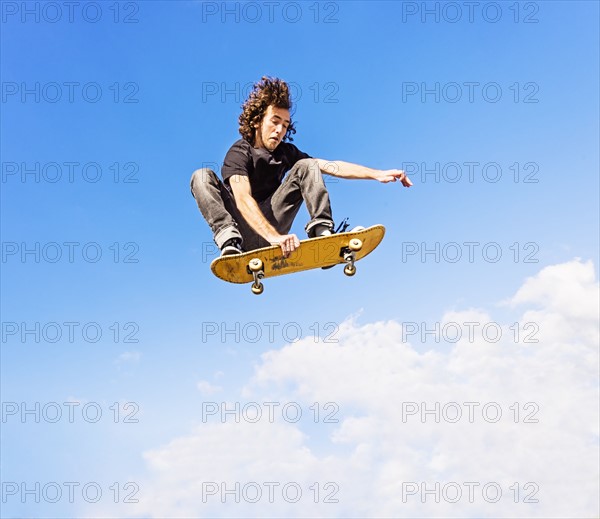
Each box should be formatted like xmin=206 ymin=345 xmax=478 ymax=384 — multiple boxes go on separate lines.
xmin=295 ymin=158 xmax=319 ymax=170
xmin=190 ymin=168 xmax=216 ymax=195
xmin=294 ymin=158 xmax=323 ymax=182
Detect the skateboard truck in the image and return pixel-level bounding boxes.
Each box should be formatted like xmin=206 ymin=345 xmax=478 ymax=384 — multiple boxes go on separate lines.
xmin=341 ymin=238 xmax=363 ymax=276
xmin=248 ymin=258 xmax=265 ymax=295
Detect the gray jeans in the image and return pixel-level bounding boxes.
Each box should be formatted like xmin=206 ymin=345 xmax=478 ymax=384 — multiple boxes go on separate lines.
xmin=190 ymin=158 xmax=334 ymax=251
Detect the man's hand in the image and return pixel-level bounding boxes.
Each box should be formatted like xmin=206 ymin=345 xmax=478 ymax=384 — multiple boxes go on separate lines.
xmin=378 ymin=169 xmax=413 ymax=186
xmin=268 ymin=233 xmax=300 ymax=257
xmin=229 ymin=175 xmax=298 ymax=254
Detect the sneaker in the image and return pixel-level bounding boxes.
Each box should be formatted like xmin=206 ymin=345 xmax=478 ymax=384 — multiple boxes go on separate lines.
xmin=220 ymin=238 xmax=243 ymax=257
xmin=349 ymin=225 xmax=365 ymax=232
xmin=308 ymin=223 xmax=334 ymax=239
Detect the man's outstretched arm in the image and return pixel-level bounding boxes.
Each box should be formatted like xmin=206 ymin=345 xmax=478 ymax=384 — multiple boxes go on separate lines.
xmin=228 ymin=174 xmax=300 ymax=256
xmin=316 ymin=159 xmax=413 ymax=186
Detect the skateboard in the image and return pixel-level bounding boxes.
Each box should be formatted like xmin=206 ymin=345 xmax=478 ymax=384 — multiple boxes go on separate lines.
xmin=211 ymin=224 xmax=385 ymax=295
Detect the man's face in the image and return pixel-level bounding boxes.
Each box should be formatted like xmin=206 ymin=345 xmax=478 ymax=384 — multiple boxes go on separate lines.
xmin=255 ymin=105 xmax=290 ymax=151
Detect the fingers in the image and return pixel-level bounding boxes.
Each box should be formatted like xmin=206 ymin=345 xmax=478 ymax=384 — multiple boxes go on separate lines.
xmin=391 ymin=170 xmax=412 ymax=187
xmin=280 ymin=239 xmax=289 ymax=257
xmin=279 ymin=234 xmax=300 ymax=257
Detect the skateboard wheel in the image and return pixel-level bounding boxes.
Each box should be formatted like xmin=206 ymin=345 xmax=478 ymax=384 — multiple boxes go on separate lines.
xmin=251 ymin=282 xmax=264 ymax=295
xmin=349 ymin=238 xmax=363 ymax=252
xmin=344 ymin=264 xmax=356 ymax=276
xmin=249 ymin=258 xmax=263 ymax=272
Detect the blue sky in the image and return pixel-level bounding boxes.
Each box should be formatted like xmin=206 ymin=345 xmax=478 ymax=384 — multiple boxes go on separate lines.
xmin=1 ymin=1 xmax=599 ymax=517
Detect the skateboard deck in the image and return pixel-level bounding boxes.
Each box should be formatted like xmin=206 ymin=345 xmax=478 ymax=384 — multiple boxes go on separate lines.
xmin=211 ymin=224 xmax=385 ymax=294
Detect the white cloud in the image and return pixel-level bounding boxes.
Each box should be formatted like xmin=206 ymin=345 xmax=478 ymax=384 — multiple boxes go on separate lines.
xmin=509 ymin=258 xmax=598 ymax=320
xmin=197 ymin=380 xmax=223 ymax=395
xmin=115 ymin=351 xmax=142 ymax=365
xmin=88 ymin=260 xmax=599 ymax=518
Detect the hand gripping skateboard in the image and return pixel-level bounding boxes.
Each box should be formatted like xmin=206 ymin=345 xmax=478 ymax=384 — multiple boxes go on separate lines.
xmin=211 ymin=224 xmax=385 ymax=295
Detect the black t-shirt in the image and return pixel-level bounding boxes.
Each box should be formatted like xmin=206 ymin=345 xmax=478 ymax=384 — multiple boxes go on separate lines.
xmin=221 ymin=139 xmax=311 ymax=202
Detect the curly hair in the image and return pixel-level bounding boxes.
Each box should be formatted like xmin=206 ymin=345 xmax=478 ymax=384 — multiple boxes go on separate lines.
xmin=238 ymin=76 xmax=296 ymax=145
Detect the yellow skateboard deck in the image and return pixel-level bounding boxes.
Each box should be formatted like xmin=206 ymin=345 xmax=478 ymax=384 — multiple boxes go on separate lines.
xmin=211 ymin=224 xmax=385 ymax=294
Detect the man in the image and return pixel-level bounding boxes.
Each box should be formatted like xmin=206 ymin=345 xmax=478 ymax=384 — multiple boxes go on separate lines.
xmin=190 ymin=76 xmax=412 ymax=258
